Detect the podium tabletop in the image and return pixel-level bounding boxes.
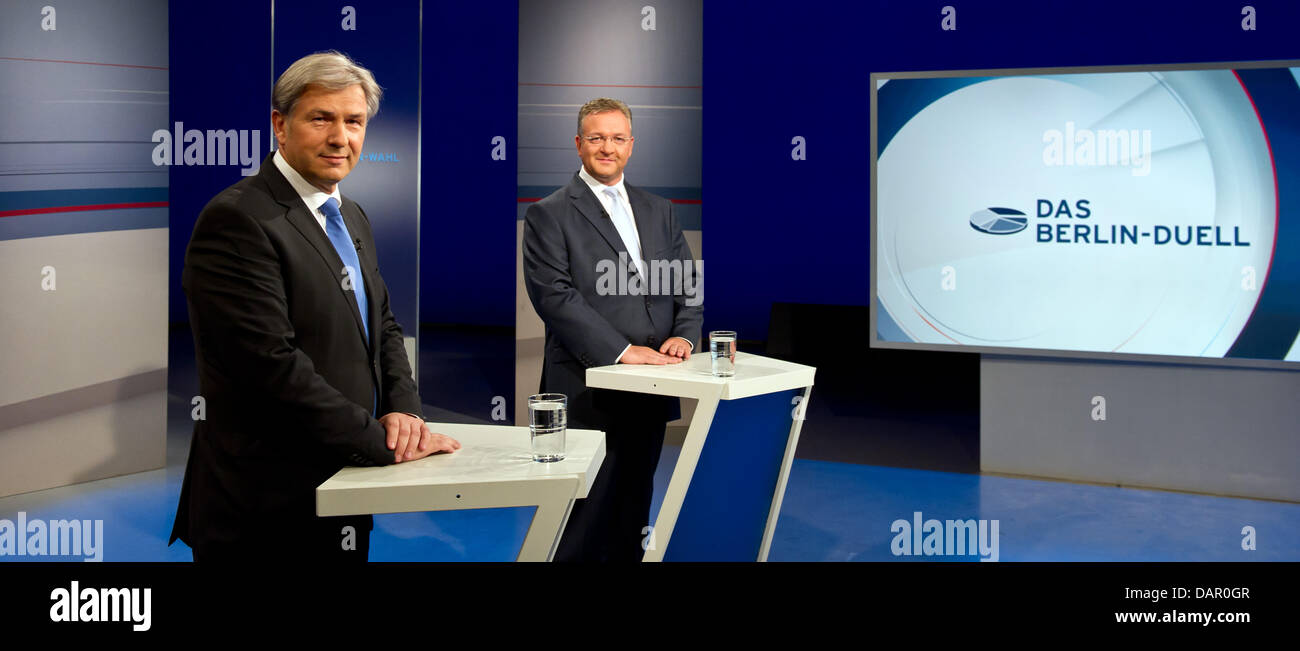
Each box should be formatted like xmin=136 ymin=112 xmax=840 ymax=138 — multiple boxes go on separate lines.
xmin=317 ymin=422 xmax=605 ymax=517
xmin=586 ymin=351 xmax=815 ymax=400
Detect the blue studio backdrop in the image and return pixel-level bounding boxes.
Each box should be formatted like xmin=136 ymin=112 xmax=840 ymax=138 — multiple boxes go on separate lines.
xmin=167 ymin=0 xmax=1300 ymax=343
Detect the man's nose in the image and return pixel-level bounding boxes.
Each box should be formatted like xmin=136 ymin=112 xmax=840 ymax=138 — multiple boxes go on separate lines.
xmin=326 ymin=120 xmax=347 ymax=146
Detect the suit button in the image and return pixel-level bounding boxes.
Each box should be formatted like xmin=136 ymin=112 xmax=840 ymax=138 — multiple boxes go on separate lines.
xmin=648 ymin=336 xmax=659 ymax=346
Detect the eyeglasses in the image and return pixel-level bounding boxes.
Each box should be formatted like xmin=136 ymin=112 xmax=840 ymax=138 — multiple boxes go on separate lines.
xmin=581 ymin=135 xmax=632 ymax=146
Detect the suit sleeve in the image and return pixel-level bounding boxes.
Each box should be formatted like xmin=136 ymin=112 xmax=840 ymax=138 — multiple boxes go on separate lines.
xmin=523 ymin=200 xmax=631 ymax=367
xmin=355 ymin=204 xmax=423 ymax=420
xmin=184 ymin=202 xmax=396 ymax=466
xmin=666 ymin=201 xmax=704 ymax=349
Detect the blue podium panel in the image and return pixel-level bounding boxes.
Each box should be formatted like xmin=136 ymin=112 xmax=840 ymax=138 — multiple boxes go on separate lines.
xmin=585 ymin=352 xmax=816 ymax=562
xmin=665 ymin=388 xmax=800 ymax=562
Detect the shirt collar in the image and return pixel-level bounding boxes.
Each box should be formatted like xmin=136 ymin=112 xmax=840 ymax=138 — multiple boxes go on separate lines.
xmin=273 ymin=149 xmax=342 ymax=214
xmin=578 ymin=165 xmax=626 ymax=202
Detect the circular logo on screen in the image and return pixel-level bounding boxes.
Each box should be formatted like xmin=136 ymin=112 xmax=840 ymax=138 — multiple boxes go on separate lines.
xmin=969 ymin=207 xmax=1028 ymax=234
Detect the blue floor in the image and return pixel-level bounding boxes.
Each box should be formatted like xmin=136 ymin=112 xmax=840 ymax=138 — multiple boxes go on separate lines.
xmin=2 ymin=438 xmax=1296 ymax=562
xmin=767 ymin=459 xmax=1298 ymax=561
xmin=3 ymin=326 xmax=1295 ymax=562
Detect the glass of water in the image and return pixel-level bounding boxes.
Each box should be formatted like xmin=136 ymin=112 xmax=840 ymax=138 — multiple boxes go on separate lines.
xmin=528 ymin=393 xmax=567 ymax=462
xmin=710 ymin=330 xmax=737 ymax=377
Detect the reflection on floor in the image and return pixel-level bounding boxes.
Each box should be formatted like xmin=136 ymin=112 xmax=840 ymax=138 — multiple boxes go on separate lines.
xmin=2 ymin=437 xmax=1296 ymax=562
xmin=1 ymin=326 xmax=1295 ymax=562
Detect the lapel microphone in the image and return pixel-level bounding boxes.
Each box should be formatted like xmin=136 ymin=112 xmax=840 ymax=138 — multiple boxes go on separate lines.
xmin=353 ymin=237 xmax=362 ymax=253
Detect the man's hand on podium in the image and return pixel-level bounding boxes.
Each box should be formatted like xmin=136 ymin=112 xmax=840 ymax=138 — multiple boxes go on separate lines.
xmin=380 ymin=412 xmax=461 ymax=463
xmin=620 ymin=345 xmax=683 ymax=365
xmin=659 ymin=337 xmax=692 ymax=360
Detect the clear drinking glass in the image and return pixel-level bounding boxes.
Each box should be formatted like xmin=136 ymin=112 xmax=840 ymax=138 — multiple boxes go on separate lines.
xmin=710 ymin=330 xmax=737 ymax=377
xmin=528 ymin=393 xmax=567 ymax=462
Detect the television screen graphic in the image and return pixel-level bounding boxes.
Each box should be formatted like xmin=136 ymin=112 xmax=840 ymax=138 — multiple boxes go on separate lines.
xmin=871 ymin=63 xmax=1300 ymax=367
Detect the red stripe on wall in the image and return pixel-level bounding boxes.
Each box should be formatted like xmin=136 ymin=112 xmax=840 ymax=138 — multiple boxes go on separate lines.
xmin=519 ymin=82 xmax=701 ymax=89
xmin=516 ymin=198 xmax=701 ymax=204
xmin=0 ymin=202 xmax=169 ymax=218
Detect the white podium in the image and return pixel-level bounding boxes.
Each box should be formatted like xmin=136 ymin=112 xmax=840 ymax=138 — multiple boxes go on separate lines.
xmin=586 ymin=351 xmax=816 ymax=561
xmin=316 ymin=422 xmax=605 ymax=561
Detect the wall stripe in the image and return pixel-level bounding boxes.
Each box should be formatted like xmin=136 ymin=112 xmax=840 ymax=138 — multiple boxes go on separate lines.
xmin=516 ymin=185 xmax=701 ymax=201
xmin=0 ymin=202 xmax=168 ymax=218
xmin=0 ymin=56 xmax=168 ymax=71
xmin=0 ymin=187 xmax=168 ymax=212
xmin=0 ymin=210 xmax=167 ymax=241
xmin=519 ymin=82 xmax=702 ymax=89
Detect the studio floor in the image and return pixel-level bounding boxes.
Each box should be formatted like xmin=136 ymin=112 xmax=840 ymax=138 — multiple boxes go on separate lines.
xmin=2 ymin=434 xmax=1297 ymax=562
xmin=1 ymin=326 xmax=1296 ymax=562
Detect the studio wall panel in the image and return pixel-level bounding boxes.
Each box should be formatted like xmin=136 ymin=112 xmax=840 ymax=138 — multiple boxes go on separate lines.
xmin=0 ymin=0 xmax=169 ymax=496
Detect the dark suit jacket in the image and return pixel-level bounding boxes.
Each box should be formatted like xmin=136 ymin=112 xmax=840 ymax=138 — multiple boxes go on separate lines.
xmin=170 ymin=154 xmax=422 ymax=550
xmin=523 ymin=173 xmax=703 ymax=430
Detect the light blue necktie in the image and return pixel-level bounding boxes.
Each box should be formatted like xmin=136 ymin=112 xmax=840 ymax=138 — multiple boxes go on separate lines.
xmin=321 ymin=197 xmax=369 ymax=342
xmin=604 ymin=187 xmax=644 ymax=278
xmin=321 ymin=197 xmax=377 ymax=417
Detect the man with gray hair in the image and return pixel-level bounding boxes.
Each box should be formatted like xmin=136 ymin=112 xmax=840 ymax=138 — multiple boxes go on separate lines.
xmin=170 ymin=51 xmax=458 ymax=562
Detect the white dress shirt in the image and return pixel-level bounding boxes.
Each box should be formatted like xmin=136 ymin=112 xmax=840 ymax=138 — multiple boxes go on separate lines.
xmin=576 ymin=167 xmax=691 ymax=363
xmin=577 ymin=165 xmax=645 ymax=277
xmin=273 ymin=148 xmax=342 ymax=233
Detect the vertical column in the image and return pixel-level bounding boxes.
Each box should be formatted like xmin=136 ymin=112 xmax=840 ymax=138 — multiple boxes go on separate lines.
xmin=273 ymin=0 xmax=423 ymax=368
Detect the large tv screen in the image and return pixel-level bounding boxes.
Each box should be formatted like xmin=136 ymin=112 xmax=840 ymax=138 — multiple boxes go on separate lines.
xmin=870 ymin=61 xmax=1300 ymax=369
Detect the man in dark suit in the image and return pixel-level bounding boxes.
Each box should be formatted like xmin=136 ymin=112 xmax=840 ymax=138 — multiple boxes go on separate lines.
xmin=170 ymin=51 xmax=459 ymax=562
xmin=523 ymin=97 xmax=703 ymax=561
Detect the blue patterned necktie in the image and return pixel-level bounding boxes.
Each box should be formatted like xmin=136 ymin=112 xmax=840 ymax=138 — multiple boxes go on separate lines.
xmin=320 ymin=197 xmax=369 ymax=341
xmin=603 ymin=187 xmax=644 ymax=278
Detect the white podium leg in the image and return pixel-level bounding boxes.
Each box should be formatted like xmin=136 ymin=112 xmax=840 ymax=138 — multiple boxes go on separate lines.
xmin=758 ymin=385 xmax=812 ymax=561
xmin=516 ymin=476 xmax=580 ymax=562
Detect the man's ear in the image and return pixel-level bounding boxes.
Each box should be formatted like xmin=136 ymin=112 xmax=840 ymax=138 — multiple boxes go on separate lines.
xmin=271 ymin=110 xmax=287 ymax=147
